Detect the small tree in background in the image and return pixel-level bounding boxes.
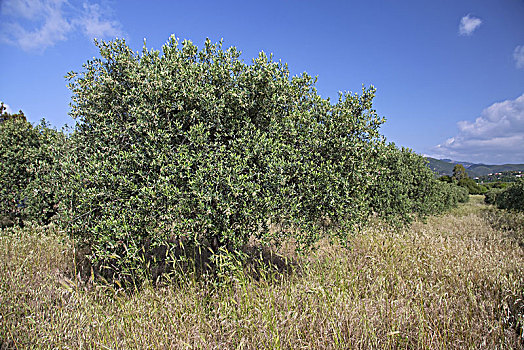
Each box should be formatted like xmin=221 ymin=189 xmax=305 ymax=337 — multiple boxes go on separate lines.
xmin=495 ymin=178 xmax=524 ymax=211
xmin=452 ymin=164 xmax=468 ymax=181
xmin=0 ymin=102 xmax=26 ymax=123
xmin=368 ymin=144 xmax=468 ymax=227
xmin=0 ymin=109 xmax=65 ymax=227
xmin=450 ymin=163 xmax=486 ymax=194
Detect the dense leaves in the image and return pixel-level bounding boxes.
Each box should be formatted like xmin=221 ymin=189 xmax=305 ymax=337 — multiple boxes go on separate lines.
xmin=484 ymin=188 xmax=502 ymax=205
xmin=0 ymin=102 xmax=26 ymax=123
xmin=444 ymin=163 xmax=487 ymax=195
xmin=0 ymin=113 xmax=64 ymax=227
xmin=1 ymin=37 xmax=473 ymax=284
xmin=64 ymin=37 xmax=384 ymax=280
xmin=452 ymin=164 xmax=467 ymax=181
xmin=457 ymin=177 xmax=487 ymax=195
xmin=369 ymin=144 xmax=468 ymax=227
xmin=489 ymin=178 xmax=524 ymax=211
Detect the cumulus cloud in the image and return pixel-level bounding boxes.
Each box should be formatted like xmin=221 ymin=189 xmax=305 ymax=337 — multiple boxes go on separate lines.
xmin=459 ymin=14 xmax=482 ymax=36
xmin=74 ymin=3 xmax=121 ymax=39
xmin=514 ymin=45 xmax=524 ymax=69
xmin=432 ymin=94 xmax=524 ymax=164
xmin=0 ymin=0 xmax=123 ymax=52
xmin=1 ymin=102 xmax=13 ymax=114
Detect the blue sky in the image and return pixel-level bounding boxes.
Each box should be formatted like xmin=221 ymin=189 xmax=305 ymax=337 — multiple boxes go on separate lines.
xmin=1 ymin=0 xmax=523 ymax=164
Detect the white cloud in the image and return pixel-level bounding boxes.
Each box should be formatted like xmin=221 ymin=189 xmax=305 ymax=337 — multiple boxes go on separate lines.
xmin=2 ymin=0 xmax=46 ymax=20
xmin=432 ymin=94 xmax=524 ymax=164
xmin=0 ymin=0 xmax=123 ymax=53
xmin=459 ymin=14 xmax=482 ymax=36
xmin=1 ymin=102 xmax=13 ymax=114
xmin=514 ymin=45 xmax=524 ymax=69
xmin=74 ymin=3 xmax=122 ymax=39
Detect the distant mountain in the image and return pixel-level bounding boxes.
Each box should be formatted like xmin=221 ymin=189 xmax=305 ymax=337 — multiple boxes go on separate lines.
xmin=425 ymin=157 xmax=524 ymax=178
xmin=426 ymin=158 xmax=456 ymax=176
xmin=437 ymin=158 xmax=476 ymax=168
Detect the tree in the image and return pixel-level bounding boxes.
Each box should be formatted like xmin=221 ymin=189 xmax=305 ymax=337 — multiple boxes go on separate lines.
xmin=0 ymin=102 xmax=26 ymax=123
xmin=452 ymin=164 xmax=468 ymax=181
xmin=438 ymin=175 xmax=452 ymax=183
xmin=0 ymin=114 xmax=64 ymax=227
xmin=368 ymin=144 xmax=467 ymax=227
xmin=495 ymin=178 xmax=524 ymax=211
xmin=64 ymin=36 xmax=385 ymax=282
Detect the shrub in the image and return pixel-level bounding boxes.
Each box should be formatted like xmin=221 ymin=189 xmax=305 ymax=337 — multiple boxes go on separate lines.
xmin=485 ymin=182 xmax=510 ymax=190
xmin=484 ymin=188 xmax=502 ymax=205
xmin=0 ymin=116 xmax=64 ymax=227
xmin=438 ymin=175 xmax=452 ymax=183
xmin=458 ymin=177 xmax=486 ymax=195
xmin=495 ymin=178 xmax=524 ymax=211
xmin=367 ymin=144 xmax=466 ymax=227
xmin=64 ymin=37 xmax=384 ymax=282
xmin=447 ymin=184 xmax=470 ymax=204
xmin=454 ymin=184 xmax=470 ymax=203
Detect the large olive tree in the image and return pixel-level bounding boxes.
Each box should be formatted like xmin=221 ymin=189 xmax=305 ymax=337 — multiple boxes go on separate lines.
xmin=64 ymin=36 xmax=384 ymax=281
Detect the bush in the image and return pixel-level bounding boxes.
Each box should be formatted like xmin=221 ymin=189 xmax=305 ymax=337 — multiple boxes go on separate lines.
xmin=438 ymin=175 xmax=452 ymax=183
xmin=368 ymin=144 xmax=467 ymax=227
xmin=495 ymin=179 xmax=524 ymax=211
xmin=485 ymin=182 xmax=510 ymax=190
xmin=458 ymin=178 xmax=486 ymax=195
xmin=454 ymin=185 xmax=470 ymax=203
xmin=431 ymin=181 xmax=468 ymax=211
xmin=0 ymin=116 xmax=64 ymax=227
xmin=484 ymin=188 xmax=502 ymax=205
xmin=64 ymin=37 xmax=384 ymax=282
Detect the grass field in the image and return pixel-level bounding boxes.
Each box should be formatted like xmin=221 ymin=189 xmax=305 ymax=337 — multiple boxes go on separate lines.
xmin=1 ymin=196 xmax=523 ymax=349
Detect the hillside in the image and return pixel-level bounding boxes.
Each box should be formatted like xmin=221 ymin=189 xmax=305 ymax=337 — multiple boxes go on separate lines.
xmin=426 ymin=157 xmax=524 ymax=178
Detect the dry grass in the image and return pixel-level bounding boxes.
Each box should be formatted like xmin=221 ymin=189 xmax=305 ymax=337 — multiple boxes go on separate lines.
xmin=1 ymin=198 xmax=523 ymax=349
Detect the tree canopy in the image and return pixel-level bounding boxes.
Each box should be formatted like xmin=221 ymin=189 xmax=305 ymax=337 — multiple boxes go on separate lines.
xmin=63 ymin=37 xmax=385 ymax=281
xmin=0 ymin=102 xmax=26 ymax=123
xmin=0 ymin=111 xmax=63 ymax=227
xmin=452 ymin=164 xmax=468 ymax=181
xmin=1 ymin=37 xmax=470 ymax=284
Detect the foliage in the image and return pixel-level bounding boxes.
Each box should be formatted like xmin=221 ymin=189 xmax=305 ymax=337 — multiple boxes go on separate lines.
xmin=64 ymin=36 xmax=384 ymax=282
xmin=24 ymin=121 xmax=70 ymax=225
xmin=367 ymin=144 xmax=468 ymax=227
xmin=445 ymin=164 xmax=487 ymax=195
xmin=484 ymin=188 xmax=503 ymax=205
xmin=369 ymin=145 xmax=434 ymax=226
xmin=0 ymin=115 xmax=65 ymax=227
xmin=438 ymin=175 xmax=452 ymax=183
xmin=0 ymin=102 xmax=26 ymax=123
xmin=484 ymin=182 xmax=511 ymax=190
xmin=458 ymin=177 xmax=487 ymax=195
xmin=433 ymin=180 xmax=469 ymax=211
xmin=494 ymin=178 xmax=524 ymax=211
xmin=452 ymin=164 xmax=468 ymax=181
xmin=451 ymin=182 xmax=470 ymax=203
